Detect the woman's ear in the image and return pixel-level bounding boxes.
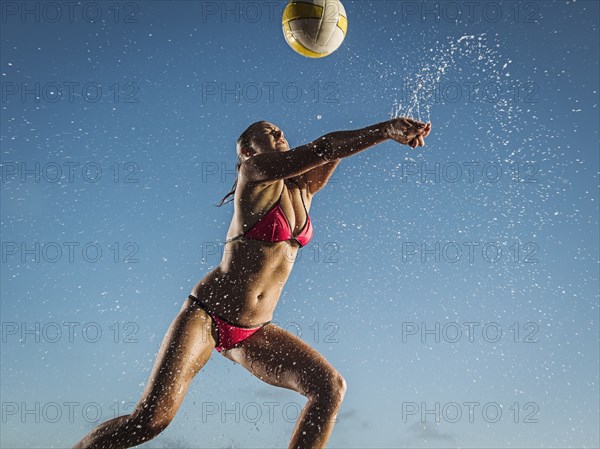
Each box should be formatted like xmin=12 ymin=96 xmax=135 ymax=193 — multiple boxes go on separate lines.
xmin=239 ymin=146 xmax=254 ymax=159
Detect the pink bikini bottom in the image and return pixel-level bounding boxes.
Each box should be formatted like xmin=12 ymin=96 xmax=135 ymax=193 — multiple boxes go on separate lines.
xmin=188 ymin=295 xmax=269 ymax=352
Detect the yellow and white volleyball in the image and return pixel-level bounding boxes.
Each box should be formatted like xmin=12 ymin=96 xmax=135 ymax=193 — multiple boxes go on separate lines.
xmin=282 ymin=0 xmax=348 ymax=58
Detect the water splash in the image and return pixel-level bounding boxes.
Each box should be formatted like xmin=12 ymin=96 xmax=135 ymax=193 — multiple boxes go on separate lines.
xmin=390 ymin=34 xmax=512 ymax=126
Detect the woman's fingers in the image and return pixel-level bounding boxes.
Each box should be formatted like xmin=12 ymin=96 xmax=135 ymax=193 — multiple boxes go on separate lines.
xmin=392 ymin=118 xmax=431 ymax=147
xmin=422 ymin=123 xmax=432 ymax=138
xmin=409 ymin=133 xmax=426 ymax=148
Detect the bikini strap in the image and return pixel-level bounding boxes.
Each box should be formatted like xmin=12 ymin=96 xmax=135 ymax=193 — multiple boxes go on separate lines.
xmin=224 ymin=234 xmax=244 ymax=244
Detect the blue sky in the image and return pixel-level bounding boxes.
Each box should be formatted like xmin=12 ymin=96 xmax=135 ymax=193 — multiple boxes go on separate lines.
xmin=1 ymin=1 xmax=598 ymax=448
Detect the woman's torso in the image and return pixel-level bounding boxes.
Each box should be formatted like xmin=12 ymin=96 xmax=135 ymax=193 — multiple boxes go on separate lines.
xmin=191 ymin=177 xmax=312 ymax=326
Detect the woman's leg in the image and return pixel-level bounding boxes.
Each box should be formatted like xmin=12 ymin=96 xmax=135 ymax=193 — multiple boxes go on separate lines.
xmin=222 ymin=324 xmax=347 ymax=449
xmin=73 ymin=296 xmax=217 ymax=449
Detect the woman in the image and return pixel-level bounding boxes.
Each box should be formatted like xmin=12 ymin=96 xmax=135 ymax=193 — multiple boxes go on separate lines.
xmin=73 ymin=117 xmax=432 ymax=449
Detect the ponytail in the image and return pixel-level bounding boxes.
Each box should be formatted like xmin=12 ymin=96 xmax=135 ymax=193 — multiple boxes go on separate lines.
xmin=215 ymin=121 xmax=266 ymax=207
xmin=216 ymin=160 xmax=241 ymax=207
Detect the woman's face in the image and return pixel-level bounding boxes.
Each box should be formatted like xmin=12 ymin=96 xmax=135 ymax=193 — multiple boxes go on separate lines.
xmin=248 ymin=122 xmax=289 ymax=155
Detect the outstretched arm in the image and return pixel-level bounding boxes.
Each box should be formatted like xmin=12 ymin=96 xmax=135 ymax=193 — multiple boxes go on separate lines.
xmin=298 ymin=118 xmax=432 ymax=194
xmin=240 ymin=118 xmax=431 ymax=187
xmin=312 ymin=117 xmax=431 ymax=160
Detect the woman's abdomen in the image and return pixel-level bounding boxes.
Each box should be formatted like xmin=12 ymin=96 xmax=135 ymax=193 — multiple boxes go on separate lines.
xmin=191 ymin=243 xmax=296 ymax=325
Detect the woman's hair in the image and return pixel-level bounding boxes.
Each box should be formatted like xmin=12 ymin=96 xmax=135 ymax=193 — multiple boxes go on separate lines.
xmin=216 ymin=121 xmax=266 ymax=207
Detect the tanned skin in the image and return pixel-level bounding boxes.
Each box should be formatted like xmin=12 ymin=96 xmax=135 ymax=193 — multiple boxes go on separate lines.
xmin=73 ymin=118 xmax=431 ymax=449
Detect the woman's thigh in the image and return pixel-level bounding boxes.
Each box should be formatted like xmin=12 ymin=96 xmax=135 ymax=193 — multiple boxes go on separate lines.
xmin=221 ymin=323 xmax=344 ymax=397
xmin=132 ymin=296 xmax=217 ymax=424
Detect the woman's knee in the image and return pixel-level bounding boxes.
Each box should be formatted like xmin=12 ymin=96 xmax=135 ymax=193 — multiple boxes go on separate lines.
xmin=308 ymin=370 xmax=347 ymax=406
xmin=329 ymin=371 xmax=347 ymax=403
xmin=128 ymin=408 xmax=174 ymax=440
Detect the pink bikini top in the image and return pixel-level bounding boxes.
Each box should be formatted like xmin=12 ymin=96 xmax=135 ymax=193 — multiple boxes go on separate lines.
xmin=226 ymin=180 xmax=314 ymax=248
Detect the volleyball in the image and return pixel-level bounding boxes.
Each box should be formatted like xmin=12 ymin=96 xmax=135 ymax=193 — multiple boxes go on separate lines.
xmin=282 ymin=0 xmax=348 ymax=58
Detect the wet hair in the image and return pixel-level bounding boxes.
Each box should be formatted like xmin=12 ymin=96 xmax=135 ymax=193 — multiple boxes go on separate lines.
xmin=216 ymin=121 xmax=267 ymax=207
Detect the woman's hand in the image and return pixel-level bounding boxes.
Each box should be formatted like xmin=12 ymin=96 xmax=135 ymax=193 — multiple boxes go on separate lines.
xmin=384 ymin=117 xmax=432 ymax=148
